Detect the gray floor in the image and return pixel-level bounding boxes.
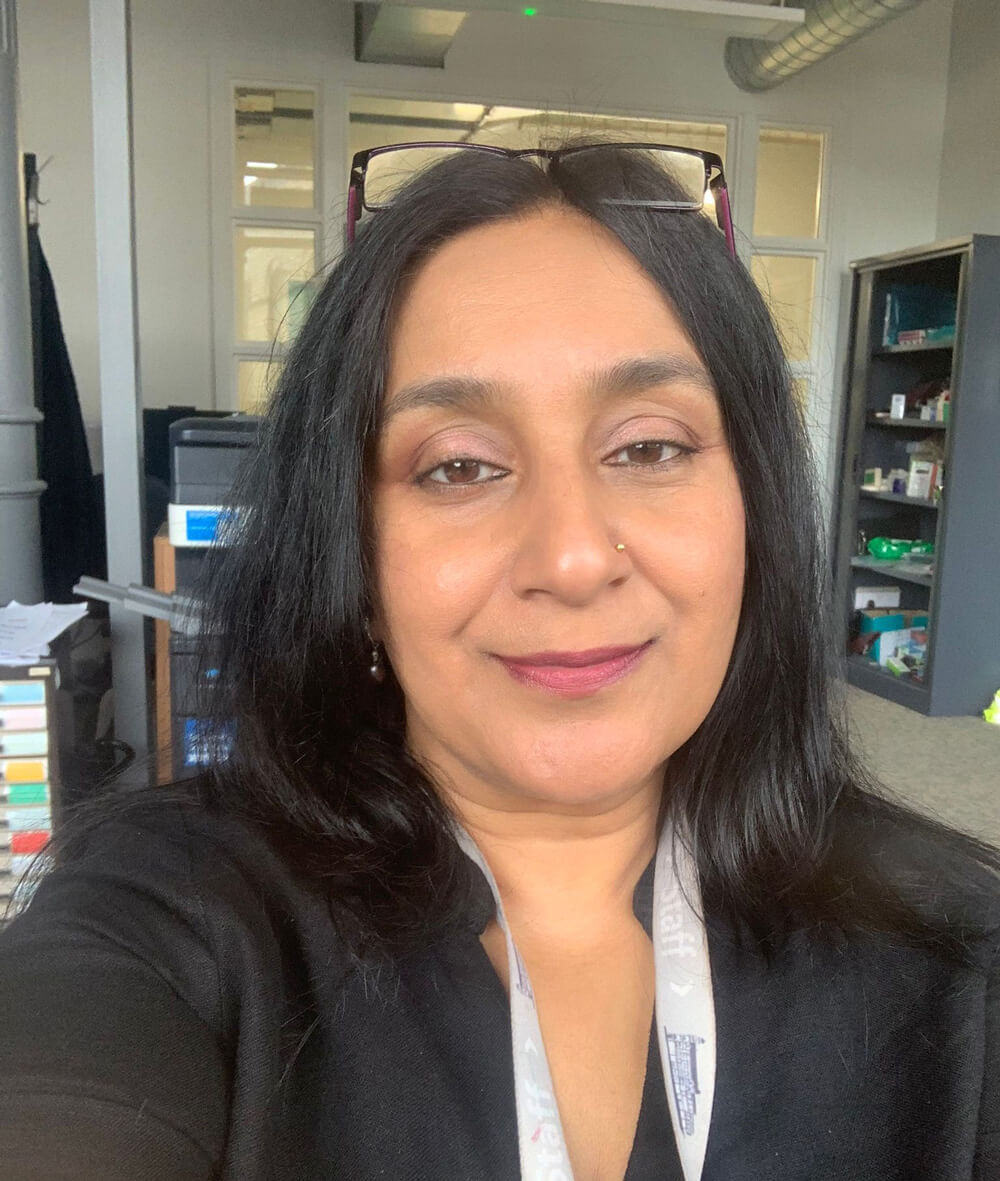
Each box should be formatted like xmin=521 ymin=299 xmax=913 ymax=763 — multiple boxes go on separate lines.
xmin=845 ymin=686 xmax=1000 ymax=845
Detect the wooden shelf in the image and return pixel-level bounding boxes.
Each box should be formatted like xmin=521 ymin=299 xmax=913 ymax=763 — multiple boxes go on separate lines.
xmin=873 ymin=340 xmax=954 ymax=355
xmin=859 ymin=488 xmax=939 ymax=509
xmin=867 ymin=414 xmax=947 ymax=431
xmin=850 ymin=556 xmax=934 ymax=588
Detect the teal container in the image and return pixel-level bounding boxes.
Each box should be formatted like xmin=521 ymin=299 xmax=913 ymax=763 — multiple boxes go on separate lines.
xmin=6 ymin=783 xmax=49 ymax=805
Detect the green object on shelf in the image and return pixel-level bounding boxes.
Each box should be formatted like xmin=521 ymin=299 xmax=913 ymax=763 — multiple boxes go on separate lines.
xmin=866 ymin=537 xmax=934 ymax=560
xmin=867 ymin=537 xmax=913 ymax=560
xmin=985 ymin=690 xmax=1000 ymax=725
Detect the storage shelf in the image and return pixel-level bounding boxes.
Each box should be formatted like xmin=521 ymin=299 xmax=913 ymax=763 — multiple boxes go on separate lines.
xmin=846 ymin=656 xmax=930 ymax=713
xmin=866 ymin=414 xmax=947 ymax=431
xmin=859 ymin=488 xmax=939 ymax=509
xmin=836 ymin=235 xmax=1000 ymax=714
xmin=850 ymin=556 xmax=933 ymax=588
xmin=872 ymin=341 xmax=954 ymax=355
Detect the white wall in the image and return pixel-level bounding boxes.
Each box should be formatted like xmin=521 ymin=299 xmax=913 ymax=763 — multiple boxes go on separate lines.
xmin=18 ymin=0 xmax=99 ymax=462
xmin=938 ymin=0 xmax=1000 ymax=238
xmin=18 ymin=0 xmax=956 ymax=490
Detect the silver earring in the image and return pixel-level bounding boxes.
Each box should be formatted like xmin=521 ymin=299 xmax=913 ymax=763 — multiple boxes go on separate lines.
xmin=364 ymin=620 xmax=385 ymax=684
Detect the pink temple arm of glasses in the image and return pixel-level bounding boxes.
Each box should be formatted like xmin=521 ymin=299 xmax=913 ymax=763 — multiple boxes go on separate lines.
xmin=715 ymin=186 xmax=736 ymax=259
xmin=347 ymin=184 xmax=360 ymax=244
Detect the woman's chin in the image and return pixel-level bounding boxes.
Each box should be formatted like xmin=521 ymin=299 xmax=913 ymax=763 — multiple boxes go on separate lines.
xmin=490 ymin=760 xmax=663 ymax=814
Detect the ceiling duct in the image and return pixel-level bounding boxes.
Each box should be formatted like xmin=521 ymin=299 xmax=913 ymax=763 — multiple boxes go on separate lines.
xmin=725 ymin=0 xmax=927 ymax=91
xmin=355 ymin=4 xmax=467 ymax=66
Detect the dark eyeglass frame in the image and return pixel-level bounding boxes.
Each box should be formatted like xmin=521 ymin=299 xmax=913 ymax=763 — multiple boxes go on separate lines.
xmin=347 ymin=140 xmax=736 ymax=258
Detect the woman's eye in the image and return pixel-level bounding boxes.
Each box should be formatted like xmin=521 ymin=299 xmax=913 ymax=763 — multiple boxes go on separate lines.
xmin=607 ymin=440 xmax=689 ymax=467
xmin=421 ymin=458 xmax=508 ymax=487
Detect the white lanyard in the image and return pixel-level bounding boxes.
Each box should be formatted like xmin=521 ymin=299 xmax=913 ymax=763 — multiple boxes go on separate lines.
xmin=454 ymin=823 xmax=716 ymax=1181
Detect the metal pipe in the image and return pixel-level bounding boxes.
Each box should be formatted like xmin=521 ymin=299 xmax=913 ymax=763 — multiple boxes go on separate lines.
xmin=726 ymin=0 xmax=927 ymax=92
xmin=89 ymin=0 xmax=149 ymax=756
xmin=0 ymin=0 xmax=44 ymax=604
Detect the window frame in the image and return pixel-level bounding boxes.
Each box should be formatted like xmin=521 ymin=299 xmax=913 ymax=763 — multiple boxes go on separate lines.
xmin=211 ymin=74 xmax=323 ymax=412
xmin=748 ymin=119 xmax=833 ymax=445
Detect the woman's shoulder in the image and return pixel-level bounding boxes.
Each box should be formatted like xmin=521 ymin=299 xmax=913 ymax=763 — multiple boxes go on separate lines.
xmin=34 ymin=788 xmax=307 ymax=913
xmin=836 ymin=790 xmax=1000 ymax=967
xmin=3 ymin=789 xmax=350 ymax=1034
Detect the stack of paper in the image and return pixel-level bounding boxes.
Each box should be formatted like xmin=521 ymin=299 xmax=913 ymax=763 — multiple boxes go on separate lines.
xmin=0 ymin=601 xmax=89 ymax=666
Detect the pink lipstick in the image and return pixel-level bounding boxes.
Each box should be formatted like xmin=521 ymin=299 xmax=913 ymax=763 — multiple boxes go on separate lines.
xmin=495 ymin=642 xmax=652 ymax=698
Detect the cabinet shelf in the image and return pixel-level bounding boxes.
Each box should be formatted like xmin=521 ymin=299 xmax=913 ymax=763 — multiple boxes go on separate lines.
xmin=834 ymin=233 xmax=1000 ymax=714
xmin=850 ymin=556 xmax=933 ymax=588
xmin=866 ymin=414 xmax=947 ymax=431
xmin=858 ymin=488 xmax=939 ymax=509
xmin=845 ymin=656 xmax=930 ymax=713
xmin=872 ymin=341 xmax=954 ymax=355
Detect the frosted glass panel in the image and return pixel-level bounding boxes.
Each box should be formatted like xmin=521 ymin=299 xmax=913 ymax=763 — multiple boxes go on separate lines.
xmin=754 ymin=129 xmax=823 ymax=239
xmin=751 ymin=254 xmax=817 ymax=364
xmin=238 ymin=360 xmax=281 ymax=412
xmin=235 ymin=87 xmax=315 ymax=209
xmin=235 ymin=226 xmax=315 ymax=343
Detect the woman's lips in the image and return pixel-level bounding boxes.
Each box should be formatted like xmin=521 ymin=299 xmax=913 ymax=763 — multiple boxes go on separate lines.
xmin=494 ymin=642 xmax=653 ymax=697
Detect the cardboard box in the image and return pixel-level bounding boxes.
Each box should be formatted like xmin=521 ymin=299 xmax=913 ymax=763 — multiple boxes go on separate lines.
xmin=854 ymin=586 xmax=901 ymax=610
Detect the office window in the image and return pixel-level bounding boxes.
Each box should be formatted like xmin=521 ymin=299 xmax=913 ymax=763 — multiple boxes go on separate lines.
xmin=751 ymin=126 xmax=827 ymax=412
xmin=235 ymin=87 xmax=316 ymax=210
xmin=237 ymin=359 xmax=282 ymax=413
xmin=226 ymin=83 xmax=320 ymax=410
xmin=750 ymin=254 xmax=817 ymax=364
xmin=234 ymin=225 xmax=316 ymax=344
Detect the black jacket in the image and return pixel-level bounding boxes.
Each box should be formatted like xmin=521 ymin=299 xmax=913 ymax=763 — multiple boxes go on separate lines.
xmin=0 ymin=802 xmax=997 ymax=1180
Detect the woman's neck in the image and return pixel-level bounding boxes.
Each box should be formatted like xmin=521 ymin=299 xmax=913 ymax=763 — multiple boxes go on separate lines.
xmin=447 ymin=778 xmax=661 ymax=947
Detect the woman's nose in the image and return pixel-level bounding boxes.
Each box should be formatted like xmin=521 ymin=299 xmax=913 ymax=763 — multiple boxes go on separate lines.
xmin=508 ymin=469 xmax=629 ymax=606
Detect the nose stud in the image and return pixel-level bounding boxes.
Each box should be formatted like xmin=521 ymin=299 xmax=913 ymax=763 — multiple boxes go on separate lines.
xmin=615 ymin=543 xmax=626 ymax=553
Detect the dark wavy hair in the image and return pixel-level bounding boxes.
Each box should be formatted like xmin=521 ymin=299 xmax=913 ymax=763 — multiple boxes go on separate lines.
xmin=123 ymin=148 xmax=1000 ymax=958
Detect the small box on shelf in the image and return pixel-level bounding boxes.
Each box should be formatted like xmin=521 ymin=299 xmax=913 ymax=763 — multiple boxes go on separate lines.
xmin=906 ymin=459 xmax=937 ymax=500
xmin=854 ymin=586 xmax=901 ymax=610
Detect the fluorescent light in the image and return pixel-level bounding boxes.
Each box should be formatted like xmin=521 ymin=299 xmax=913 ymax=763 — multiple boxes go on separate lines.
xmin=245 ymin=161 xmax=278 ymax=169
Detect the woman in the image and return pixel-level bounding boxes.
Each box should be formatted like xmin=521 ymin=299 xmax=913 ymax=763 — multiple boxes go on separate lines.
xmin=1 ymin=142 xmax=998 ymax=1181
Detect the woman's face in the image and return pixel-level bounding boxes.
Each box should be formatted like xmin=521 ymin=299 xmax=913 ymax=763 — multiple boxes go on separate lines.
xmin=373 ymin=207 xmax=745 ymax=813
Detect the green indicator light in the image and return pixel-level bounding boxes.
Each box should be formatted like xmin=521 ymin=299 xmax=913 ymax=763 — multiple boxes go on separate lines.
xmin=523 ymin=6 xmax=537 ymax=14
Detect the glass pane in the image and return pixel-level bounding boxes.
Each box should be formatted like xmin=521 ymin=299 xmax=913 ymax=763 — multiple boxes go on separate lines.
xmin=235 ymin=226 xmax=316 ymax=343
xmin=751 ymin=254 xmax=817 ymax=364
xmin=237 ymin=359 xmax=281 ymax=412
xmin=753 ymin=129 xmax=823 ymax=239
xmin=235 ymin=86 xmax=315 ymax=209
xmin=472 ymin=108 xmax=727 ymax=162
xmin=349 ymin=95 xmax=726 ymax=174
xmin=363 ymin=144 xmax=709 ymax=210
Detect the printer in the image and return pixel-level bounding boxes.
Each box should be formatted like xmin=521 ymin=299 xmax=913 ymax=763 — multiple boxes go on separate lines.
xmin=167 ymin=415 xmax=259 ymax=776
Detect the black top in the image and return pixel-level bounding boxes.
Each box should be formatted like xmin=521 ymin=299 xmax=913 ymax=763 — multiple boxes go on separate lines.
xmin=0 ymin=802 xmax=998 ymax=1180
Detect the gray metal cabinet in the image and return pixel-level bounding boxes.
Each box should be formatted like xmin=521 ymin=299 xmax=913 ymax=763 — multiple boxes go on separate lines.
xmin=833 ymin=235 xmax=1000 ymax=715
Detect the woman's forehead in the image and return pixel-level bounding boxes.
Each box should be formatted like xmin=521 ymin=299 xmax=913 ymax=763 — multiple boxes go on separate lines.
xmin=385 ymin=207 xmax=701 ymax=402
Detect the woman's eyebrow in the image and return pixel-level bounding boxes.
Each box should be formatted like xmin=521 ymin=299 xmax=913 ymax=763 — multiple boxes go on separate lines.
xmin=591 ymin=355 xmax=716 ymax=401
xmin=382 ymin=376 xmax=505 ymax=424
xmin=382 ymin=354 xmax=715 ymax=424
